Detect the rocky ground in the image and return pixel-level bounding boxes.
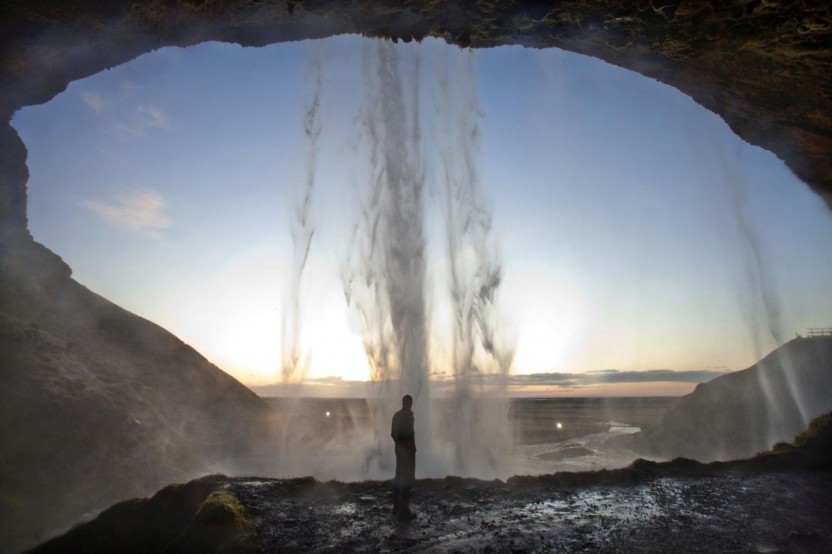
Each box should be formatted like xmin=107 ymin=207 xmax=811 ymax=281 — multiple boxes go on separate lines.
xmin=30 ymin=428 xmax=832 ymax=554
xmin=231 ymin=467 xmax=832 ymax=554
xmin=27 ymin=415 xmax=832 ymax=554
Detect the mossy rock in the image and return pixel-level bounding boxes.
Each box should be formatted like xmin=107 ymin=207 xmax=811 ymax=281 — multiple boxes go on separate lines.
xmin=27 ymin=476 xmax=258 ymax=554
xmin=164 ymin=490 xmax=257 ymax=554
xmin=194 ymin=491 xmax=249 ymax=527
xmin=794 ymin=413 xmax=832 ymax=449
xmin=754 ymin=412 xmax=832 ymax=469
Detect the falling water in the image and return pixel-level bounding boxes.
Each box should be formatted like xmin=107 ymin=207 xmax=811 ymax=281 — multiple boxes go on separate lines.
xmin=274 ymin=51 xmax=323 ymax=470
xmin=281 ymin=53 xmax=323 ymax=384
xmin=436 ymin=49 xmax=514 ymax=475
xmin=718 ymin=143 xmax=810 ymax=451
xmin=343 ymin=40 xmax=514 ymax=478
xmin=342 ymin=40 xmax=430 ymax=475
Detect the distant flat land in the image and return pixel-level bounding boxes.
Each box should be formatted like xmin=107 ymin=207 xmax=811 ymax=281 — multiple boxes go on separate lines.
xmin=262 ymin=396 xmax=677 ymax=446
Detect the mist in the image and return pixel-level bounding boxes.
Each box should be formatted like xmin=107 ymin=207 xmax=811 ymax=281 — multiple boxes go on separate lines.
xmin=281 ymin=49 xmax=323 ymax=385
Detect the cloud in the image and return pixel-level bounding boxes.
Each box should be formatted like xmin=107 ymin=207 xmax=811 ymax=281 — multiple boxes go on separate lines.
xmin=137 ymin=105 xmax=170 ymax=129
xmin=81 ymin=92 xmax=110 ymax=114
xmin=81 ymin=188 xmax=172 ymax=238
xmin=115 ymin=105 xmax=172 ymax=138
xmin=503 ymin=369 xmax=729 ymax=388
xmin=251 ymin=368 xmax=730 ymax=397
xmin=79 ymin=93 xmax=171 ymax=138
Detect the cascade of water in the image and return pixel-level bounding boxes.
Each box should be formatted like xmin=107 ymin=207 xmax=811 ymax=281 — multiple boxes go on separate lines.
xmin=436 ymin=48 xmax=514 ymax=476
xmin=717 ymin=144 xmax=809 ymax=449
xmin=275 ymin=51 xmax=323 ymax=469
xmin=281 ymin=53 xmax=323 ymax=385
xmin=343 ymin=40 xmax=513 ymax=478
xmin=343 ymin=40 xmax=430 ymax=476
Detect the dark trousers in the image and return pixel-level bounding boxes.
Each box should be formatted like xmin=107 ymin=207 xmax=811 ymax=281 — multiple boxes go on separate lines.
xmin=392 ymin=483 xmax=411 ymax=516
xmin=393 ymin=444 xmax=415 ymax=517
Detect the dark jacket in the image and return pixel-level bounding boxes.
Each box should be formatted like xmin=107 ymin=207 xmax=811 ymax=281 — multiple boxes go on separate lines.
xmin=391 ymin=407 xmax=416 ymax=450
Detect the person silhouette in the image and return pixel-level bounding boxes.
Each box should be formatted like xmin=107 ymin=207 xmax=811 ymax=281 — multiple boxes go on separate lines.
xmin=391 ymin=394 xmax=416 ymax=521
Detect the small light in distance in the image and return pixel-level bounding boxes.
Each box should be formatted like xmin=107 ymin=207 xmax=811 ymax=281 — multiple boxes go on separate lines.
xmin=325 ymin=411 xmax=331 ymax=418
xmin=556 ymin=422 xmax=563 ymax=430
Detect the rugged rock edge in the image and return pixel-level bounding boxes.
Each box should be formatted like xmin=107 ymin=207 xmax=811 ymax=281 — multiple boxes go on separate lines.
xmin=1 ymin=0 xmax=831 ymax=237
xmin=27 ymin=412 xmax=832 ymax=554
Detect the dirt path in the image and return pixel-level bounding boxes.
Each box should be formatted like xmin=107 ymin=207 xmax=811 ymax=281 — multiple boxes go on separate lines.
xmin=230 ymin=469 xmax=832 ymax=553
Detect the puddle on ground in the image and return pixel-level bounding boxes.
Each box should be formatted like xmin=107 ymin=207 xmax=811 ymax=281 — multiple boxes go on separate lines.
xmin=523 ymin=483 xmax=667 ymax=524
xmin=334 ymin=502 xmax=357 ymax=515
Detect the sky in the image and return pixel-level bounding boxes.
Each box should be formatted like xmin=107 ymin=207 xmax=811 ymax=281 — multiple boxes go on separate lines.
xmin=11 ymin=35 xmax=832 ymax=396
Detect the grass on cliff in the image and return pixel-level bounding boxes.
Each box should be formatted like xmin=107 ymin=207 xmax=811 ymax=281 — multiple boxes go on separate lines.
xmin=756 ymin=412 xmax=832 ymax=471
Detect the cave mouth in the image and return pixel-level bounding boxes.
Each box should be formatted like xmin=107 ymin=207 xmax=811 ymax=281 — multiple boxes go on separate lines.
xmin=12 ymin=34 xmax=832 ymax=395
xmin=9 ymin=34 xmax=832 ymax=485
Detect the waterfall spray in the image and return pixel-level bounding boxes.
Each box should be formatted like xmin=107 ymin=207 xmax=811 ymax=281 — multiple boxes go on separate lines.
xmin=343 ymin=40 xmax=431 ymax=475
xmin=273 ymin=50 xmax=324 ymax=472
xmin=281 ymin=53 xmax=323 ymax=384
xmin=344 ymin=40 xmax=513 ymax=478
xmin=718 ymin=144 xmax=810 ymax=448
xmin=720 ymin=146 xmax=784 ymax=354
xmin=437 ymin=48 xmax=514 ymax=475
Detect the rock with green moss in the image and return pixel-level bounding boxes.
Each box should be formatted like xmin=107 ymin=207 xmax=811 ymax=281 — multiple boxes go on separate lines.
xmin=164 ymin=490 xmax=258 ymax=554
xmin=28 ymin=475 xmax=257 ymax=554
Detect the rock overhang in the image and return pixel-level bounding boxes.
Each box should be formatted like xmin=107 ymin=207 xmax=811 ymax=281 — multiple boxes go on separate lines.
xmin=1 ymin=0 xmax=830 ymax=237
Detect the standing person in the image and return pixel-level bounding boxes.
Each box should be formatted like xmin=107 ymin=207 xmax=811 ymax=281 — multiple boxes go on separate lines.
xmin=391 ymin=394 xmax=416 ymax=521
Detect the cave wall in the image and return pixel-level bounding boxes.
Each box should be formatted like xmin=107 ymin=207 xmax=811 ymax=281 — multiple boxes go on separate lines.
xmin=1 ymin=0 xmax=830 ymax=242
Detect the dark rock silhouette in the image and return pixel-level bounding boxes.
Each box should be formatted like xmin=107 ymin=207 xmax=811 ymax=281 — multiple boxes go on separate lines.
xmin=639 ymin=337 xmax=832 ymax=461
xmin=0 ymin=239 xmax=269 ymax=553
xmin=1 ymin=3 xmax=831 ymax=213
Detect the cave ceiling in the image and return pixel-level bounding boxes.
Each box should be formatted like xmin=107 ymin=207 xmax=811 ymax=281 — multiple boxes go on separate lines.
xmin=1 ymin=0 xmax=830 ymax=237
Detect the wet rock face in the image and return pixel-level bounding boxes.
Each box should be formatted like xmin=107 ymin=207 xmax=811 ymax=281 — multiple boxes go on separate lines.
xmin=0 ymin=0 xmax=831 ymax=233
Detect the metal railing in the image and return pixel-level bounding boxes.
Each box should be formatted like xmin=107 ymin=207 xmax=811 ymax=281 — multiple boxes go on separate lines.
xmin=807 ymin=327 xmax=832 ymax=337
